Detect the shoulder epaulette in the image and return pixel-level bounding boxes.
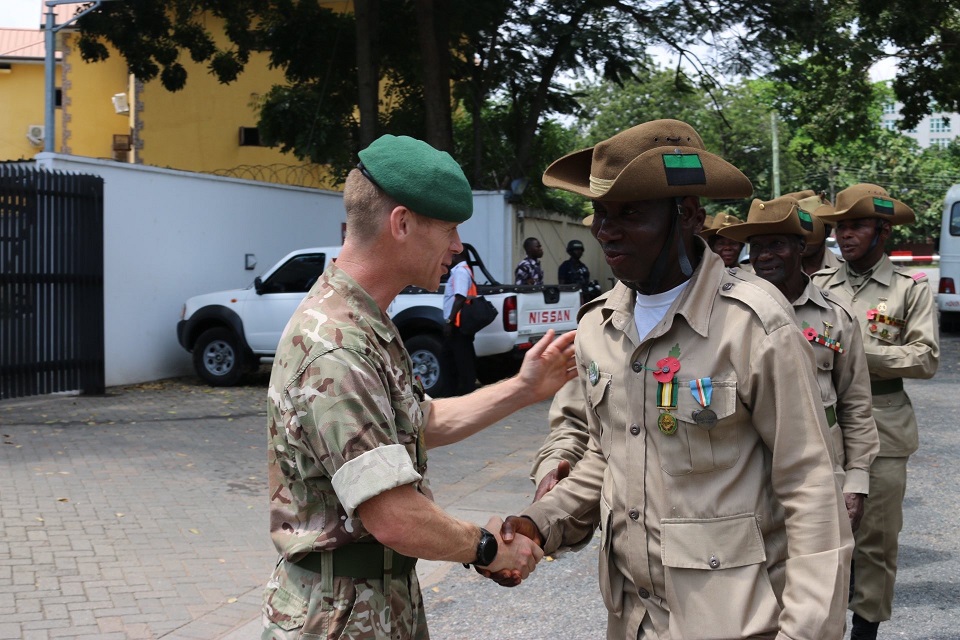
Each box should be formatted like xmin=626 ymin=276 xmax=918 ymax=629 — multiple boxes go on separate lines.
xmin=818 ymin=288 xmax=856 ymax=323
xmin=719 ymin=269 xmax=795 ymax=334
xmin=576 ymin=289 xmax=610 ymax=321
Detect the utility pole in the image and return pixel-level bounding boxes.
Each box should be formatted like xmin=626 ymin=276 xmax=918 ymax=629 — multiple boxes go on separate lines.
xmin=770 ymin=111 xmax=780 ymax=198
xmin=44 ymin=0 xmax=118 ymax=153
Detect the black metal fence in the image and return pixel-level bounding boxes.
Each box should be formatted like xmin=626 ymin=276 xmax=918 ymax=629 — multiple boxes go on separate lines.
xmin=0 ymin=164 xmax=105 ymax=400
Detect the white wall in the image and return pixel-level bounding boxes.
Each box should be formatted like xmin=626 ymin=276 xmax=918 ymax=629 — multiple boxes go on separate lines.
xmin=457 ymin=191 xmax=514 ymax=283
xmin=36 ymin=153 xmax=347 ymax=386
xmin=31 ymin=155 xmax=516 ymax=386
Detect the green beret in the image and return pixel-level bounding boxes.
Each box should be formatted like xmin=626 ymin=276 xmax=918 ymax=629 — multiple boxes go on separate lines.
xmin=357 ymin=134 xmax=473 ymax=222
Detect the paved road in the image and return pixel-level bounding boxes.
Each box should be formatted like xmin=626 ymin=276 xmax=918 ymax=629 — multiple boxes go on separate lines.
xmin=1 ymin=332 xmax=957 ymax=639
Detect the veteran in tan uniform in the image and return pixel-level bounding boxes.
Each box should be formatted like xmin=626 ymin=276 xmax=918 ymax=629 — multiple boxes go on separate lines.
xmin=814 ymin=183 xmax=940 ymax=640
xmin=699 ymin=212 xmax=746 ymax=268
xmin=719 ymin=195 xmax=878 ymax=530
xmin=797 ymin=193 xmax=845 ymax=275
xmin=261 ymin=134 xmax=577 ymax=640
xmin=500 ymin=120 xmax=852 ymax=640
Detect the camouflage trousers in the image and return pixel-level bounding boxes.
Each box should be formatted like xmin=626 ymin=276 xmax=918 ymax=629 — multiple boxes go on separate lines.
xmin=261 ymin=556 xmax=429 ymax=640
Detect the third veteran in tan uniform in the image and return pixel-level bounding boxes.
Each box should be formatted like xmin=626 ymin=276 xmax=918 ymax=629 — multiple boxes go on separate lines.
xmin=497 ymin=119 xmax=853 ymax=640
xmin=814 ymin=183 xmax=940 ymax=640
xmin=719 ymin=194 xmax=878 ymax=531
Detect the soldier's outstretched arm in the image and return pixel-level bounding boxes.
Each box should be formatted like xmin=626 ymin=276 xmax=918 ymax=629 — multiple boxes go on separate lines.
xmin=357 ymin=484 xmax=542 ymax=579
xmin=424 ymin=329 xmax=577 ymax=448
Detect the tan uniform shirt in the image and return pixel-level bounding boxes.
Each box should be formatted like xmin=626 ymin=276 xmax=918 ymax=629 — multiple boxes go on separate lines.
xmin=792 ymin=277 xmax=878 ymax=494
xmin=525 ymin=252 xmax=853 ymax=640
xmin=814 ymin=256 xmax=939 ymax=456
xmin=820 ymin=247 xmax=844 ymax=272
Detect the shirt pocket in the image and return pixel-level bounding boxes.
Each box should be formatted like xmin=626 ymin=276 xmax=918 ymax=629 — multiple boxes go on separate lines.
xmin=587 ymin=372 xmax=616 ymax=460
xmin=661 ymin=514 xmax=780 ymax=638
xmin=597 ymin=493 xmax=624 ymax=616
xmin=660 ymin=380 xmax=739 ymax=476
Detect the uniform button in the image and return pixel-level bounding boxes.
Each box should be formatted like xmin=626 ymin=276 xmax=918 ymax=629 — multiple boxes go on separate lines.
xmin=709 ymin=555 xmax=720 ymax=569
xmin=630 ymin=424 xmax=641 ymax=436
xmin=822 ymin=290 xmax=830 ymax=297
xmin=629 ymin=509 xmax=639 ymax=521
xmin=632 ymin=362 xmax=642 ymax=373
xmin=638 ymin=588 xmax=650 ymax=598
xmin=722 ymin=283 xmax=734 ymax=291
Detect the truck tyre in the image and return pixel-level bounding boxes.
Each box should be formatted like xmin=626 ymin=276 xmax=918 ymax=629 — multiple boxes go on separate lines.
xmin=193 ymin=327 xmax=246 ymax=386
xmin=405 ymin=334 xmax=452 ymax=398
xmin=476 ymin=353 xmax=520 ymax=385
xmin=942 ymin=311 xmax=960 ymax=333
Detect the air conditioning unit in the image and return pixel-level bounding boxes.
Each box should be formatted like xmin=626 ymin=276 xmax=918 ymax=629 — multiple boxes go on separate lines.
xmin=112 ymin=93 xmax=130 ymax=114
xmin=26 ymin=125 xmax=45 ymax=146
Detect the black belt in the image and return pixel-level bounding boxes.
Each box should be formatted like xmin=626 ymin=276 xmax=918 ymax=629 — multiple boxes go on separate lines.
xmin=292 ymin=542 xmax=417 ymax=579
xmin=871 ymin=378 xmax=903 ymax=395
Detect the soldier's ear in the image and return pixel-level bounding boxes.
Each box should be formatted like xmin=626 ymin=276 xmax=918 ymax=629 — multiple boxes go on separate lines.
xmin=389 ymin=205 xmax=413 ymax=240
xmin=878 ymin=221 xmax=892 ymax=240
xmin=677 ymin=196 xmax=704 ymax=232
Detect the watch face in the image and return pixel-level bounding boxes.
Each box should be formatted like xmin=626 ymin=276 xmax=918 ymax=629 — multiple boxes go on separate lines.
xmin=477 ymin=528 xmax=498 ymax=566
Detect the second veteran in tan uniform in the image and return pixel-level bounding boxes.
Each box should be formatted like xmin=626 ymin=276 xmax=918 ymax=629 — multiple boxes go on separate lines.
xmin=814 ymin=183 xmax=940 ymax=640
xmin=501 ymin=120 xmax=853 ymax=640
xmin=719 ymin=195 xmax=878 ymax=530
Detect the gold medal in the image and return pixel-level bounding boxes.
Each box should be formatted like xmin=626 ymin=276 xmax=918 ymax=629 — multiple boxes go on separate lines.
xmin=658 ymin=412 xmax=678 ymax=435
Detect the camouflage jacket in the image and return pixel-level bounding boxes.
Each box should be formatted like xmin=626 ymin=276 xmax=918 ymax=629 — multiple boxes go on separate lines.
xmin=267 ymin=262 xmax=430 ymax=562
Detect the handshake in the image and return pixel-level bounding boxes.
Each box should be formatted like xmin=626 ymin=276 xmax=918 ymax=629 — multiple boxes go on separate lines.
xmin=475 ymin=515 xmax=545 ymax=588
xmin=474 ymin=458 xmax=572 ymax=586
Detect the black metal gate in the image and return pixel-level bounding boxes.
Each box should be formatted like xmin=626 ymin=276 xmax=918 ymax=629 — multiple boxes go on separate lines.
xmin=0 ymin=164 xmax=105 ymax=400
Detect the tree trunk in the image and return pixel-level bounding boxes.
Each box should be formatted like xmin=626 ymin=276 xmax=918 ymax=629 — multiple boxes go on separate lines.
xmin=355 ymin=0 xmax=379 ymax=148
xmin=416 ymin=0 xmax=453 ymax=152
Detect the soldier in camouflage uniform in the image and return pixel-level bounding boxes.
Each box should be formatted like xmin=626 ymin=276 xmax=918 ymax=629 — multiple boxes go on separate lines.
xmin=261 ymin=134 xmax=577 ymax=640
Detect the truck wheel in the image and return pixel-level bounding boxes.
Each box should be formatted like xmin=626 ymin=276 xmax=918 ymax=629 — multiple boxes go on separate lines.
xmin=406 ymin=334 xmax=452 ymax=397
xmin=193 ymin=327 xmax=246 ymax=386
xmin=476 ymin=353 xmax=520 ymax=385
xmin=942 ymin=311 xmax=960 ymax=333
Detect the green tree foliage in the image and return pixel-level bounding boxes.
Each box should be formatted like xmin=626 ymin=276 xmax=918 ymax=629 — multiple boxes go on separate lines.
xmin=575 ymin=69 xmax=960 ymax=248
xmin=74 ymin=0 xmax=836 ymax=187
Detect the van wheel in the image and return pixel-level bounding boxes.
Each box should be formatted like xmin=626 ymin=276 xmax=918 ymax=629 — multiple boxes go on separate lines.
xmin=193 ymin=327 xmax=246 ymax=386
xmin=406 ymin=334 xmax=452 ymax=397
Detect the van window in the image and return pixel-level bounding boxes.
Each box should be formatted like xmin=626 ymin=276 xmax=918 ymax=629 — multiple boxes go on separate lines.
xmin=952 ymin=202 xmax=960 ymax=236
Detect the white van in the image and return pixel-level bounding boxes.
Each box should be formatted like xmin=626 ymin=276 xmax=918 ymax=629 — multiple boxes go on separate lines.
xmin=938 ymin=184 xmax=960 ymax=330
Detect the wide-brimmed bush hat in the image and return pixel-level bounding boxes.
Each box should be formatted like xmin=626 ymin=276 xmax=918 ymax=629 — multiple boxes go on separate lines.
xmin=700 ymin=212 xmax=745 ymax=240
xmin=542 ymin=119 xmax=752 ymax=202
xmin=817 ymin=183 xmax=914 ymax=225
xmin=719 ymin=196 xmax=814 ymax=243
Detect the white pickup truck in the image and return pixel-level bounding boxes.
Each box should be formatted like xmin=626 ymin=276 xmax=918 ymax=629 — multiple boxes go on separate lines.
xmin=176 ymin=244 xmax=581 ymax=396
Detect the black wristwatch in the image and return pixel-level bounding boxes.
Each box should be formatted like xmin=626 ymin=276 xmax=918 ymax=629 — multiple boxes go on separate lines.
xmin=465 ymin=527 xmax=498 ymax=568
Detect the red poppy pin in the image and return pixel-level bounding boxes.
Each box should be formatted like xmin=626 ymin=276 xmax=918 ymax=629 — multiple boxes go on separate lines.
xmin=802 ymin=327 xmax=818 ymax=341
xmin=653 ymin=344 xmax=682 ymax=383
xmin=866 ymin=309 xmax=878 ymax=320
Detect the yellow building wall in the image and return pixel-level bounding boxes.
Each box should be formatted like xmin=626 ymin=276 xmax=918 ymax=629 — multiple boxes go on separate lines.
xmin=131 ymin=19 xmax=334 ymax=189
xmin=61 ymin=34 xmax=131 ymax=160
xmin=0 ymin=60 xmax=61 ymax=160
